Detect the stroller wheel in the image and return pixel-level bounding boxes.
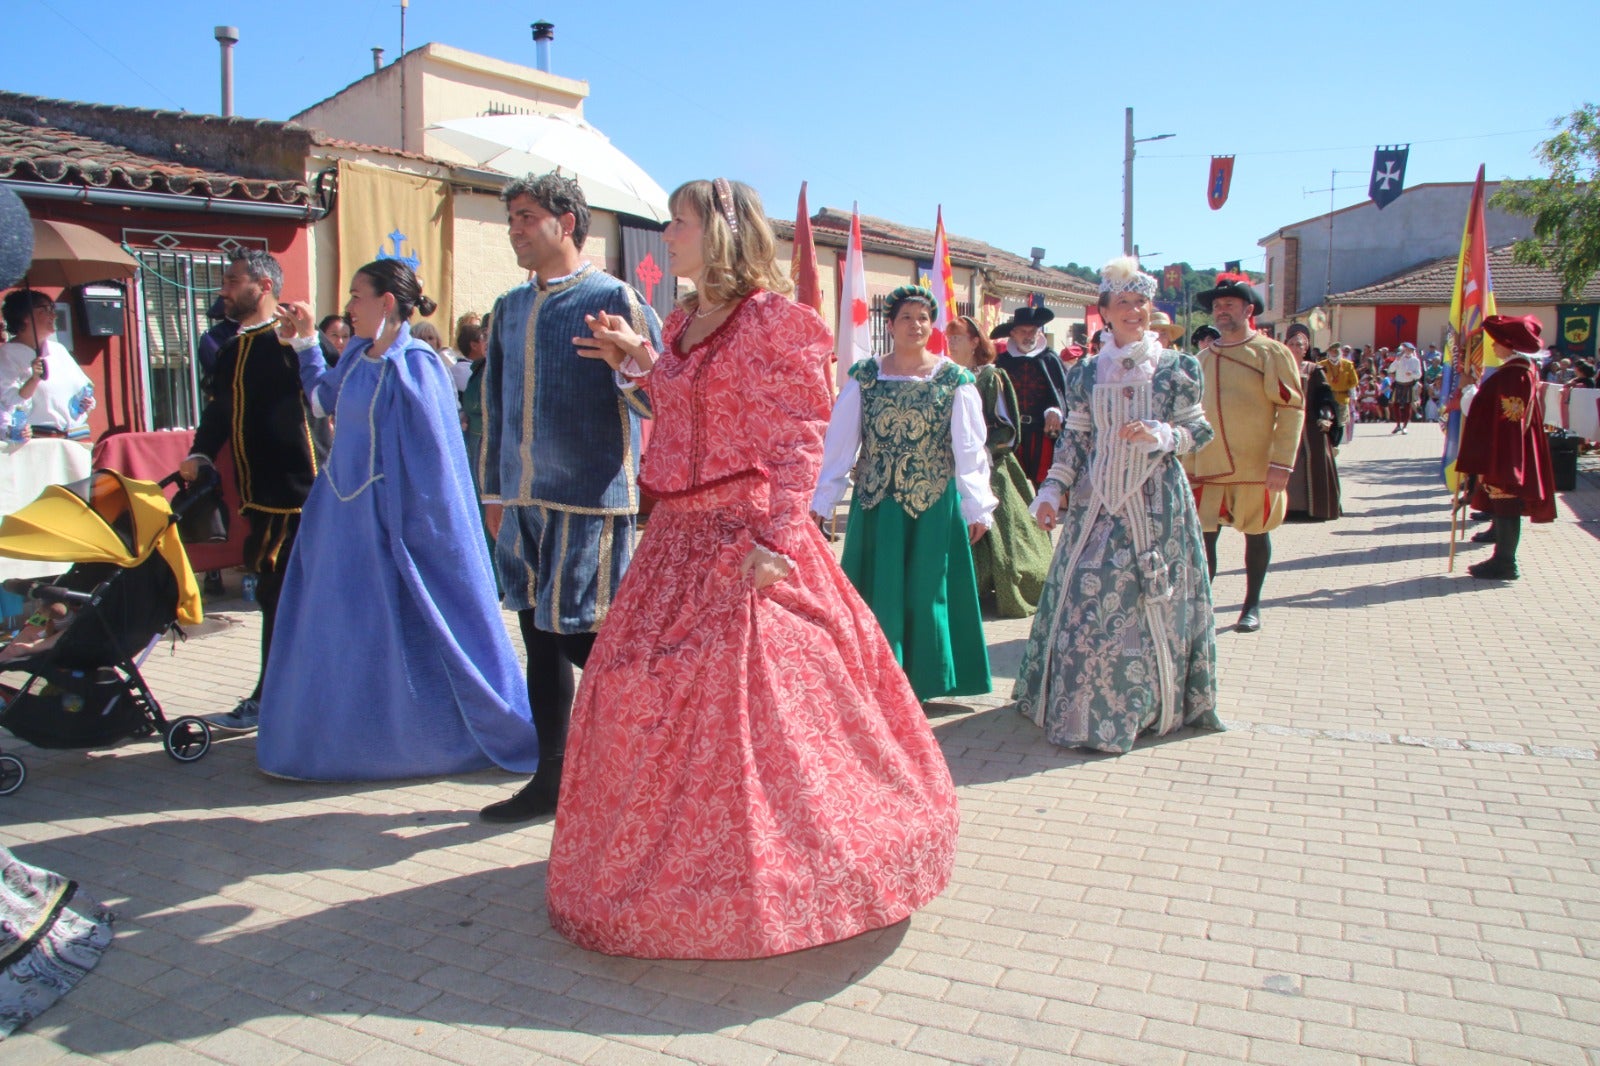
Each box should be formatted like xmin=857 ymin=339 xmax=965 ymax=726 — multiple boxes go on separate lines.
xmin=164 ymin=717 xmax=212 ymax=763
xmin=0 ymin=754 xmax=25 ymax=795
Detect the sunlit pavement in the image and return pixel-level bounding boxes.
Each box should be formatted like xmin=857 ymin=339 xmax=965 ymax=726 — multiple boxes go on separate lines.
xmin=3 ymin=425 xmax=1597 ymax=1065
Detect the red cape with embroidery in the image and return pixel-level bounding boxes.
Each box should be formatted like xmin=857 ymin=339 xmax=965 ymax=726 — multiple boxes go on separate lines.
xmin=1456 ymin=356 xmax=1557 ymax=523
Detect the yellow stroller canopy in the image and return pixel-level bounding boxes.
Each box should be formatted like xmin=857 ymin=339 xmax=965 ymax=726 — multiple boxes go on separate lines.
xmin=0 ymin=471 xmax=202 ymax=625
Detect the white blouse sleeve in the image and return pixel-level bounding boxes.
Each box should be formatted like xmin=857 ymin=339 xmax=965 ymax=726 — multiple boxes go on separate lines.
xmin=952 ymin=383 xmax=997 ymax=527
xmin=810 ymin=377 xmax=862 ymax=516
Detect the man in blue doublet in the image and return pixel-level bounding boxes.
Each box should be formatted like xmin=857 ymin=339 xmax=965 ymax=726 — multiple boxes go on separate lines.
xmin=478 ymin=173 xmax=661 ymax=823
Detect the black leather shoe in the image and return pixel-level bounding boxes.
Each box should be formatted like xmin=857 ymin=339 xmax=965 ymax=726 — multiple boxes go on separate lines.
xmin=1470 ymin=527 xmax=1495 ymax=543
xmin=1235 ymin=608 xmax=1262 ymax=633
xmin=479 ymin=775 xmax=560 ymax=823
xmin=1467 ymin=558 xmax=1519 ymax=581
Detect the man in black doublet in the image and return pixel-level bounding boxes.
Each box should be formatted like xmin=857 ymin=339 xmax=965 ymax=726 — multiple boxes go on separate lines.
xmin=992 ymin=305 xmax=1067 ymax=488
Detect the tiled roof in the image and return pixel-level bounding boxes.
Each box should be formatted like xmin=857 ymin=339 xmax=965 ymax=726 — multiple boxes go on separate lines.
xmin=0 ymin=91 xmax=313 ymax=204
xmin=308 ymin=132 xmax=457 ymax=168
xmin=1329 ymin=244 xmax=1600 ymax=305
xmin=771 ymin=208 xmax=1098 ymax=302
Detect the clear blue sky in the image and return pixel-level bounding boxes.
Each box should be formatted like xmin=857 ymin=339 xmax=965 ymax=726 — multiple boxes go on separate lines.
xmin=11 ymin=0 xmax=1592 ymax=274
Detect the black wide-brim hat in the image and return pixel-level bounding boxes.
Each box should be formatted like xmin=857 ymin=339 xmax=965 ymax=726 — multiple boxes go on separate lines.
xmin=989 ymin=304 xmax=1056 ymax=339
xmin=1194 ymin=279 xmax=1265 ymax=316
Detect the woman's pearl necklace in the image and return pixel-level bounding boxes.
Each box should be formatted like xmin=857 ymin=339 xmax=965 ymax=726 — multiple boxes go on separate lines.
xmin=693 ymin=300 xmax=727 ymax=320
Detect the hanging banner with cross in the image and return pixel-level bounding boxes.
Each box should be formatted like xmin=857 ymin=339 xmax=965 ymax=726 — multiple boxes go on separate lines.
xmin=1368 ymin=145 xmax=1410 ymax=210
xmin=1206 ymin=156 xmax=1235 ymax=210
xmin=336 ymin=160 xmax=453 ymax=332
xmin=621 ymin=222 xmax=674 ymax=323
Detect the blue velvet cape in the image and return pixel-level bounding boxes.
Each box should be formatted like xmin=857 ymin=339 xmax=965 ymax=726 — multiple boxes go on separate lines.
xmin=256 ymin=324 xmax=539 ymax=781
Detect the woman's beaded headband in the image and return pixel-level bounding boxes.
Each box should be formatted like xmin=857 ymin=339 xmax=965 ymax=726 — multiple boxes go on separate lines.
xmin=712 ymin=177 xmax=740 ymax=237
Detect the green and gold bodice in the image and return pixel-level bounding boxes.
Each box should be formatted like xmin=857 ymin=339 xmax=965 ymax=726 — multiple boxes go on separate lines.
xmin=850 ymin=358 xmax=973 ymax=517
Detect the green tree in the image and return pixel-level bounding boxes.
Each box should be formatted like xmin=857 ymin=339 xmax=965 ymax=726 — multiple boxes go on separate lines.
xmin=1052 ymin=262 xmax=1100 ymax=285
xmin=1490 ymin=103 xmax=1600 ymax=298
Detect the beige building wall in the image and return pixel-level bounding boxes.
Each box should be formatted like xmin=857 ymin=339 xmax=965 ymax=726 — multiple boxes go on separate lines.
xmin=452 ymin=190 xmax=524 ymax=322
xmin=294 ymin=44 xmax=589 ymax=158
xmin=1330 ymin=306 xmax=1376 ymax=348
xmin=1334 ymin=303 xmax=1559 ymax=353
xmin=296 ymin=68 xmax=406 ymax=152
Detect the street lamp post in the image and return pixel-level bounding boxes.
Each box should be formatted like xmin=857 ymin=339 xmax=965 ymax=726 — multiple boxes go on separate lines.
xmin=1123 ymin=107 xmax=1175 ymax=257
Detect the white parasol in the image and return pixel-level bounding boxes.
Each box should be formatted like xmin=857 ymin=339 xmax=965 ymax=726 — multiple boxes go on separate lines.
xmin=427 ymin=113 xmax=670 ymax=223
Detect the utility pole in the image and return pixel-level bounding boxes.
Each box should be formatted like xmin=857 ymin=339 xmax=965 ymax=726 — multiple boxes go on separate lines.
xmin=1123 ymin=108 xmax=1176 ymax=258
xmin=1305 ymin=169 xmax=1362 ymax=339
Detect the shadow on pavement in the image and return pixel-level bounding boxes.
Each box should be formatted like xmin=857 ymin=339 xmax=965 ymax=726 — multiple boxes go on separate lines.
xmin=12 ymin=810 xmax=907 ymax=1051
xmin=932 ymin=704 xmax=1214 ymax=791
xmin=1329 ymin=518 xmax=1453 ymax=538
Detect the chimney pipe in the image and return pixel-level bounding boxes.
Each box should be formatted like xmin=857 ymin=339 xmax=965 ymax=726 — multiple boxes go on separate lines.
xmin=214 ymin=26 xmax=239 ymax=117
xmin=372 ymin=46 xmax=385 ymax=72
xmin=532 ymin=21 xmax=554 ymax=73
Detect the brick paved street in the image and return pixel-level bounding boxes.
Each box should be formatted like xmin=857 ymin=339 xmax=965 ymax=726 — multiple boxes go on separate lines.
xmin=2 ymin=427 xmax=1597 ymax=1065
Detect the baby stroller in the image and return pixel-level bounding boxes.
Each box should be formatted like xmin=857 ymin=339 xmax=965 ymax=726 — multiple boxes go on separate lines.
xmin=0 ymin=469 xmax=215 ymax=795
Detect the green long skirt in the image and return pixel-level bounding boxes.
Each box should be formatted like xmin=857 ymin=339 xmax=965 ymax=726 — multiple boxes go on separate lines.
xmin=972 ymin=453 xmax=1054 ymax=618
xmin=840 ymin=483 xmax=991 ymax=702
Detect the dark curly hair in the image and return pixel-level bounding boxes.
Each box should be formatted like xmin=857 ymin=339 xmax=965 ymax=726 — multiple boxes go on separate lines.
xmin=502 ymin=171 xmax=590 ymax=250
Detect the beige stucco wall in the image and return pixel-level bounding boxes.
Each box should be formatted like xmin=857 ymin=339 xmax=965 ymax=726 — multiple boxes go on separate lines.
xmin=294 ymin=43 xmax=588 ymax=158
xmin=295 ymin=68 xmax=405 ymax=151
xmin=420 ymin=44 xmax=586 ymax=119
xmin=452 ymin=190 xmax=524 ymax=322
xmin=1332 ymin=303 xmax=1559 ymax=352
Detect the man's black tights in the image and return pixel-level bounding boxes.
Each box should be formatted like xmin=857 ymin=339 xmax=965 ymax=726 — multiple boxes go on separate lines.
xmin=1202 ymin=530 xmax=1273 ymax=611
xmin=518 ymin=611 xmax=596 ymax=764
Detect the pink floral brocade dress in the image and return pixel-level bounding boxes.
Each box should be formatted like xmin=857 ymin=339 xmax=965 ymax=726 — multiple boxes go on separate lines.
xmin=544 ymin=290 xmax=959 ymax=959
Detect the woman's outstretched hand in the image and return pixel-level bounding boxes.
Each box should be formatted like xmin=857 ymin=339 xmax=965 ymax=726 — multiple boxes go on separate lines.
xmin=274 ymin=301 xmax=318 ymax=341
xmin=575 ymin=312 xmax=651 ymax=373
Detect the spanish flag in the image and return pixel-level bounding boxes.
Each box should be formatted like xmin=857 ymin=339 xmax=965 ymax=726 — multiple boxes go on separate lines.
xmin=1440 ymin=165 xmax=1497 ymax=491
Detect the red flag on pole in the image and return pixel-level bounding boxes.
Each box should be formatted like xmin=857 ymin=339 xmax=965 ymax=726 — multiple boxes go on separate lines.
xmin=835 ymin=204 xmax=871 ymax=390
xmin=790 ymin=182 xmax=823 ymax=315
xmin=1207 ymin=156 xmax=1235 ymax=210
xmin=927 ymin=206 xmax=959 ymax=355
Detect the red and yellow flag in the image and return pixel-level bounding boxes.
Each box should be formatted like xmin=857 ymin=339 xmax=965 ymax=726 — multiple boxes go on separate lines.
xmin=927 ymin=207 xmax=959 ymax=355
xmin=1441 ymin=164 xmax=1498 ymax=490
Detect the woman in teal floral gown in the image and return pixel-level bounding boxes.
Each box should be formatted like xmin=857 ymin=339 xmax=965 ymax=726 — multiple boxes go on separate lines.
xmin=1013 ymin=258 xmax=1221 ymax=753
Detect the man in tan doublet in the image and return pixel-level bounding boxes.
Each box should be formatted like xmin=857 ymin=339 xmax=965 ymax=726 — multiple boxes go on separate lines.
xmin=1181 ymin=278 xmax=1304 ymax=632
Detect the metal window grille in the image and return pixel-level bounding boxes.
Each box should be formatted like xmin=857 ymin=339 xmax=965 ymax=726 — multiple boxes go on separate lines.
xmin=133 ymin=249 xmax=233 ymax=430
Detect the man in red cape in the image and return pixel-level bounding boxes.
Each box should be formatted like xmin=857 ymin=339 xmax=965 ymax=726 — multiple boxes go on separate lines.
xmin=1455 ymin=314 xmax=1556 ymax=580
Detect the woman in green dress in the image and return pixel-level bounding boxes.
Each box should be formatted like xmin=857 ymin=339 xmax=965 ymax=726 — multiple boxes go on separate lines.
xmin=811 ymin=286 xmax=994 ymax=703
xmin=947 ymin=314 xmax=1054 ymax=617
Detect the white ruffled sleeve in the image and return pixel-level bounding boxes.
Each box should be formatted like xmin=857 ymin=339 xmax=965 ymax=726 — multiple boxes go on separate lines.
xmin=810 ymin=377 xmax=862 ymax=516
xmin=952 ymin=383 xmax=997 ymax=527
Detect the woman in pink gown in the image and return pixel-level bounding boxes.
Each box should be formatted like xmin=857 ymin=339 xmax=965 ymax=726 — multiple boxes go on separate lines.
xmin=545 ymin=178 xmax=958 ymax=959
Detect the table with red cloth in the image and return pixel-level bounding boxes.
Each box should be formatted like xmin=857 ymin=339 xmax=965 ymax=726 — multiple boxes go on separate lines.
xmin=92 ymin=430 xmax=247 ymax=571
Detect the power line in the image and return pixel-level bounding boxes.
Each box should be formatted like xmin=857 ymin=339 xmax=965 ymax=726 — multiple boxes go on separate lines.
xmin=1141 ymin=126 xmax=1549 ymax=162
xmin=27 ymin=0 xmax=186 ymax=110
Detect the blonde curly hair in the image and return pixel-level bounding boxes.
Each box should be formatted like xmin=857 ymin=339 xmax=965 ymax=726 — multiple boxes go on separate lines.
xmin=669 ymin=179 xmax=792 ymax=309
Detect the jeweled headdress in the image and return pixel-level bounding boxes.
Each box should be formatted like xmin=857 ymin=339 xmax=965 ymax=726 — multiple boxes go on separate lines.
xmin=1098 ymin=256 xmax=1158 ymax=299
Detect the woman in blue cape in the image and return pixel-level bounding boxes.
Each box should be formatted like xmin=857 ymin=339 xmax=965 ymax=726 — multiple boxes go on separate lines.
xmin=255 ymin=260 xmax=539 ymax=781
